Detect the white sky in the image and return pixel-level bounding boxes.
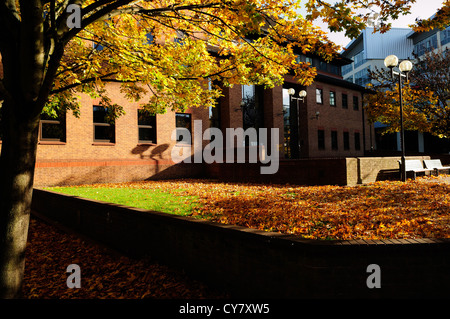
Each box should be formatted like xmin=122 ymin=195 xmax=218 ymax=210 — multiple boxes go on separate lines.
xmin=299 ymin=0 xmax=446 ymax=48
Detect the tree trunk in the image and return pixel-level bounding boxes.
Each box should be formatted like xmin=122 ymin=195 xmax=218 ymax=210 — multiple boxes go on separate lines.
xmin=0 ymin=101 xmax=40 ymax=298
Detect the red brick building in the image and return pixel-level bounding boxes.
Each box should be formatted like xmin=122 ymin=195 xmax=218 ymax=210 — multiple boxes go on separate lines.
xmin=0 ymin=53 xmax=372 ymax=186
xmin=213 ymin=53 xmax=372 ymax=159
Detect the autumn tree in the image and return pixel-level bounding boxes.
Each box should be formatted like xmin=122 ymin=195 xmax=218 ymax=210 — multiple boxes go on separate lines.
xmin=0 ymin=0 xmax=435 ymax=298
xmin=409 ymin=48 xmax=450 ymax=138
xmin=364 ymin=47 xmax=450 ymax=139
xmin=411 ymin=0 xmax=450 ymax=32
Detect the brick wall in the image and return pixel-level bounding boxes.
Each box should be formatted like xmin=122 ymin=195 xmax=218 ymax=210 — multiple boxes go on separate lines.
xmin=36 ymin=83 xmax=209 ymax=162
xmin=205 ymin=158 xmax=348 ymax=186
xmin=301 ymin=80 xmax=369 ymax=158
xmin=27 ymin=83 xmax=209 ymax=186
xmin=34 ymin=160 xmax=204 ymax=187
xmin=1 ymin=77 xmax=379 ymax=187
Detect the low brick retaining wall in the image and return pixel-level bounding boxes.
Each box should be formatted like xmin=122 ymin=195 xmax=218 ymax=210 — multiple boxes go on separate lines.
xmin=31 ymin=188 xmax=450 ymax=298
xmin=205 ymin=158 xmax=348 ymax=185
xmin=205 ymin=156 xmax=434 ymax=186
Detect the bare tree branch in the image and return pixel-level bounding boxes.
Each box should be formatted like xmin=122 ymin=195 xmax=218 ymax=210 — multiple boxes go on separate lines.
xmin=50 ymin=71 xmax=118 ymax=94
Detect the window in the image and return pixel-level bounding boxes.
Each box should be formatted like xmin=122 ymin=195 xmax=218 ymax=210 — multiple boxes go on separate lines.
xmin=242 ymin=84 xmax=264 ymax=142
xmin=354 ymin=50 xmax=365 ymax=68
xmin=353 ymin=96 xmax=359 ymax=110
xmin=319 ymin=61 xmax=328 ymax=72
xmin=318 ymin=130 xmax=325 ymax=150
xmin=329 ymin=91 xmax=336 ymax=106
xmin=331 ymin=130 xmax=338 ymax=150
xmin=329 ymin=64 xmax=340 ymax=75
xmin=93 ymin=105 xmax=115 ymax=143
xmin=282 ymin=89 xmax=291 ymax=158
xmin=441 ymin=26 xmax=450 ymax=46
xmin=342 ymin=62 xmax=353 ymax=75
xmin=146 ymin=32 xmax=154 ymax=44
xmin=40 ymin=112 xmax=66 ymax=142
xmin=355 ymin=132 xmax=361 ymax=150
xmin=316 ymin=88 xmax=323 ymax=104
xmin=209 ymin=104 xmax=221 ymax=129
xmin=175 ymin=113 xmax=192 ymax=144
xmin=138 ymin=109 xmax=156 ymax=143
xmin=343 ymin=131 xmax=350 ymax=150
xmin=342 ymin=94 xmax=348 ymax=109
xmin=355 ymin=67 xmax=371 ymax=86
xmin=93 ymin=41 xmax=104 ymax=51
xmin=414 ymin=34 xmax=438 ymax=56
xmin=242 ymin=85 xmax=255 ymax=105
xmin=208 ymin=81 xmax=221 ymax=129
xmin=305 ymin=57 xmax=313 ymax=66
xmin=344 ymin=76 xmax=354 ymax=83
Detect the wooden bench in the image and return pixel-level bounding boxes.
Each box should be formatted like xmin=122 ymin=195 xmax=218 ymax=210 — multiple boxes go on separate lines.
xmin=424 ymin=159 xmax=450 ymax=175
xmin=399 ymin=159 xmax=434 ymax=179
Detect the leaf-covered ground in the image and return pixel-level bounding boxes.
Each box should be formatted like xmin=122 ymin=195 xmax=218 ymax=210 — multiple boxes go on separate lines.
xmin=23 ymin=177 xmax=449 ymax=299
xmin=58 ymin=176 xmax=450 ymax=240
xmin=22 ymin=217 xmax=228 ymax=299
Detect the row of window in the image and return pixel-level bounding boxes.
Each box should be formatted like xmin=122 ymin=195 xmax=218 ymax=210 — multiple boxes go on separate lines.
xmin=5 ymin=104 xmax=363 ymax=155
xmin=295 ymin=54 xmax=342 ymax=76
xmin=342 ymin=50 xmax=366 ymax=75
xmin=414 ymin=26 xmax=450 ymax=56
xmin=317 ymin=129 xmax=361 ymax=151
xmin=441 ymin=26 xmax=450 ymax=46
xmin=315 ymin=89 xmax=359 ymax=110
xmin=39 ymin=106 xmax=192 ymax=144
xmin=414 ymin=34 xmax=439 ymax=57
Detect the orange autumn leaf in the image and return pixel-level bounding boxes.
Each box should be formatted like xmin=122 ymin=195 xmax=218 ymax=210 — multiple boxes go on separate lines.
xmin=60 ymin=177 xmax=450 ymax=240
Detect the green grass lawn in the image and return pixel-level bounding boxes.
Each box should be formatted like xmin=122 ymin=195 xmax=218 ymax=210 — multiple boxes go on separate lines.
xmin=47 ymin=186 xmax=200 ymax=216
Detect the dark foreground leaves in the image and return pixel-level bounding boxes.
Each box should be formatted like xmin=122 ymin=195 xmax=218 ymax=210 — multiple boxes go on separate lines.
xmin=22 ymin=217 xmax=228 ymax=299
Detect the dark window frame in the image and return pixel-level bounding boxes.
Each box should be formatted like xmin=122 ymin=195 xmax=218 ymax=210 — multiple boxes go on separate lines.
xmin=318 ymin=129 xmax=325 ymax=150
xmin=316 ymin=88 xmax=323 ymax=104
xmin=342 ymin=93 xmax=348 ymax=109
xmin=343 ymin=131 xmax=350 ymax=150
xmin=175 ymin=113 xmax=192 ymax=144
xmin=329 ymin=91 xmax=336 ymax=107
xmin=353 ymin=96 xmax=359 ymax=111
xmin=331 ymin=130 xmax=338 ymax=150
xmin=138 ymin=109 xmax=157 ymax=144
xmin=355 ymin=132 xmax=361 ymax=150
xmin=93 ymin=105 xmax=115 ymax=143
xmin=39 ymin=112 xmax=66 ymax=142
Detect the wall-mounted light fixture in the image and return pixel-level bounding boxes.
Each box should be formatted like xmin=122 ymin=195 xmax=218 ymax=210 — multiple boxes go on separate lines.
xmin=311 ymin=111 xmax=320 ymax=120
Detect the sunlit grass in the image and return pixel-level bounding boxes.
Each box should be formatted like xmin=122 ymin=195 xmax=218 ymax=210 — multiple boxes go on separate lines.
xmin=46 ymin=186 xmax=200 ymax=216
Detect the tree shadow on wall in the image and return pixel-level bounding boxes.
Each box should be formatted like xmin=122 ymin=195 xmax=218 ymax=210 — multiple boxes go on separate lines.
xmin=131 ymin=144 xmax=170 ymax=175
xmin=131 ymin=144 xmax=170 ymax=160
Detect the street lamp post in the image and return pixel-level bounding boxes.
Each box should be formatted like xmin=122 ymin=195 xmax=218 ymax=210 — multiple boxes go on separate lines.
xmin=384 ymin=55 xmax=413 ymax=182
xmin=287 ymin=89 xmax=307 ymax=159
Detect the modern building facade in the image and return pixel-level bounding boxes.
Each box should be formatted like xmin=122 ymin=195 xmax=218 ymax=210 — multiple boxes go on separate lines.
xmin=341 ymin=27 xmax=414 ymax=86
xmin=407 ymin=22 xmax=450 ymax=57
xmin=341 ymin=24 xmax=450 ymax=155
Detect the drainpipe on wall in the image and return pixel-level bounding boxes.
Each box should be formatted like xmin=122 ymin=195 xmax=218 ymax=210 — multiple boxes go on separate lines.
xmin=361 ymin=91 xmax=366 ymax=155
